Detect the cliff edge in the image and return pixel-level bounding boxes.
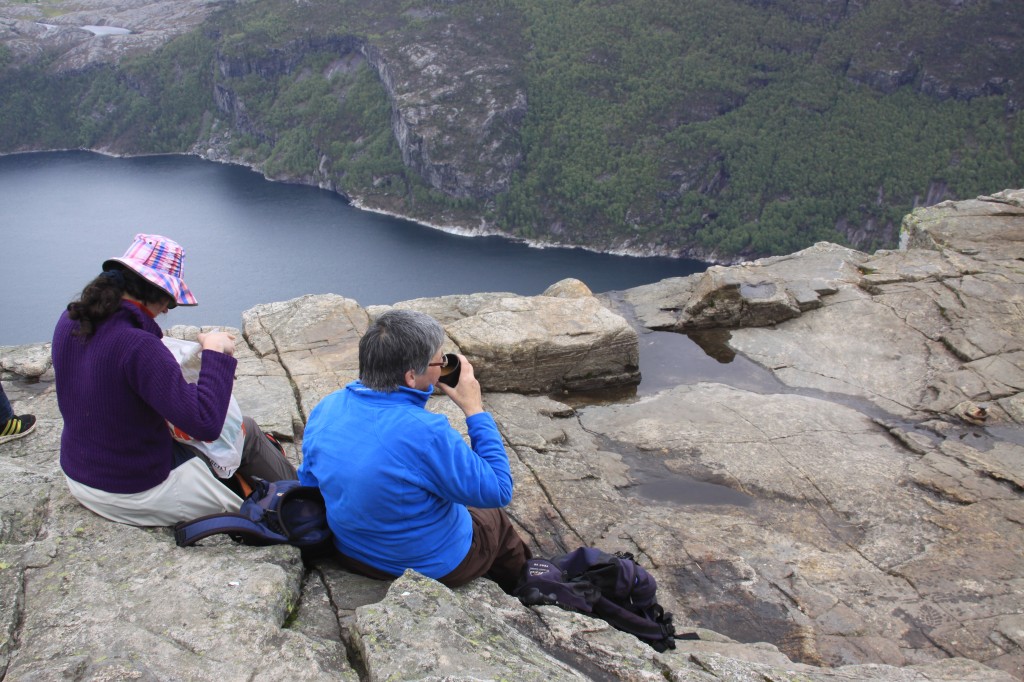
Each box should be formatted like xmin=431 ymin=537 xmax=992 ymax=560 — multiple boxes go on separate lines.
xmin=1 ymin=191 xmax=1023 ymax=680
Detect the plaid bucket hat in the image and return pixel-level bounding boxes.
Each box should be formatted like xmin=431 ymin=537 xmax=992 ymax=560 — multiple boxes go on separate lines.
xmin=103 ymin=234 xmax=198 ymax=307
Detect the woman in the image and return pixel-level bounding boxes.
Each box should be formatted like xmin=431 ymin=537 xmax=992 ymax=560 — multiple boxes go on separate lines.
xmin=52 ymin=233 xmax=297 ymax=526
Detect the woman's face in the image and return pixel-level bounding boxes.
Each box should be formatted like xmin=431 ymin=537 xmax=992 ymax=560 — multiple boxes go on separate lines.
xmin=144 ymin=295 xmax=174 ymax=317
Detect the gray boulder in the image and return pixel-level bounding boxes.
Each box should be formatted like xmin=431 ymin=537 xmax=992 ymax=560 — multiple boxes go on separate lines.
xmin=381 ymin=283 xmax=641 ymax=393
xmin=625 ymin=241 xmax=865 ymax=332
xmin=348 ymin=571 xmax=1005 ymax=682
xmin=444 ymin=294 xmax=639 ymax=393
xmin=242 ymin=294 xmax=369 ymax=420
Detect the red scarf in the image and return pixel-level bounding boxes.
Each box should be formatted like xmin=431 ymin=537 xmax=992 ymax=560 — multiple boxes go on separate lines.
xmin=126 ymin=299 xmax=156 ymax=319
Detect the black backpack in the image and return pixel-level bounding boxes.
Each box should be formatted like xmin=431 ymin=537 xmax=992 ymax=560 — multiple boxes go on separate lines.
xmin=174 ymin=478 xmax=333 ymax=554
xmin=513 ymin=547 xmax=697 ymax=651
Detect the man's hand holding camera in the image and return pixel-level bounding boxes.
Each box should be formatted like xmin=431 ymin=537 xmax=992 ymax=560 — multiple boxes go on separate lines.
xmin=436 ymin=354 xmax=484 ymax=417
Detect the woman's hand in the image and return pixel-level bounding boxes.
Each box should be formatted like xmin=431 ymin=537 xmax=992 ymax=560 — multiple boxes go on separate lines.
xmin=197 ymin=330 xmax=237 ymax=356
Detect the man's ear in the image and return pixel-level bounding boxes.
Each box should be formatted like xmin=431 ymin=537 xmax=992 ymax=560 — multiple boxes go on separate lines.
xmin=404 ymin=369 xmax=418 ymax=388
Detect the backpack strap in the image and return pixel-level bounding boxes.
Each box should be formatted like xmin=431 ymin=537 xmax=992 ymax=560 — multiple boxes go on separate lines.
xmin=174 ymin=512 xmax=289 ymax=547
xmin=591 ymin=596 xmax=679 ymax=651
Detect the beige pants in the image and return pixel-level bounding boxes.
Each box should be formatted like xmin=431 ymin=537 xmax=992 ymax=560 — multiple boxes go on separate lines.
xmin=64 ymin=417 xmax=298 ymax=527
xmin=64 ymin=457 xmax=242 ymax=526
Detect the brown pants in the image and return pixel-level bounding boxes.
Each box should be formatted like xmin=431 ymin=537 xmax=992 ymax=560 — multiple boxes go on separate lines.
xmin=178 ymin=416 xmax=298 ymax=492
xmin=335 ymin=507 xmax=532 ymax=593
xmin=235 ymin=416 xmax=298 ymax=482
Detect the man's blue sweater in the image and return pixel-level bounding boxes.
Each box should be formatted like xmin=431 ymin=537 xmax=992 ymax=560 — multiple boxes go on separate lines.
xmin=299 ymin=381 xmax=513 ymax=578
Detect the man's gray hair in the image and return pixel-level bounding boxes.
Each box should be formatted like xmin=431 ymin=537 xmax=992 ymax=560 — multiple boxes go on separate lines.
xmin=358 ymin=309 xmax=446 ymax=392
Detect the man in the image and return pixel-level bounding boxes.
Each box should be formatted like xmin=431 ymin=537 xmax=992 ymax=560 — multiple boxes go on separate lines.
xmin=299 ymin=309 xmax=531 ymax=592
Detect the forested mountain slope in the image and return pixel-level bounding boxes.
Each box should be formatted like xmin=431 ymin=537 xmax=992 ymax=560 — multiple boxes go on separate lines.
xmin=0 ymin=0 xmax=1020 ymax=261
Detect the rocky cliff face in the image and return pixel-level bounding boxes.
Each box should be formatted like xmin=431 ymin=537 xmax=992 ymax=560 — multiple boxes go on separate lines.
xmin=358 ymin=23 xmax=527 ymax=202
xmin=2 ymin=0 xmax=1021 ymax=262
xmin=0 ymin=0 xmax=526 ymax=207
xmin=207 ymin=29 xmax=527 ymax=202
xmin=839 ymin=1 xmax=1023 ymax=108
xmin=2 ymin=191 xmax=1022 ymax=680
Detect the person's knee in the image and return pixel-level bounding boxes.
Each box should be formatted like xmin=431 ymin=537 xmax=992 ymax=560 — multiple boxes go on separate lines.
xmin=241 ymin=416 xmax=260 ymax=442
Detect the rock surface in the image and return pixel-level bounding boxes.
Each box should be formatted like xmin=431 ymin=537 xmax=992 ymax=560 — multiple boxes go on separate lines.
xmin=0 ymin=0 xmax=223 ymax=70
xmin=2 ymin=192 xmax=1023 ymax=680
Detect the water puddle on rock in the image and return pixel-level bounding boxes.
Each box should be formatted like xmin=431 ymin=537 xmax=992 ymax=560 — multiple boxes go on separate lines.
xmin=559 ymin=325 xmax=772 ymax=506
xmin=557 ymin=327 xmax=784 ymax=408
xmin=635 ymin=327 xmax=782 ymax=397
xmin=617 ymin=447 xmax=755 ymax=508
xmin=555 ymin=308 xmax=788 ymax=506
xmin=948 ymin=422 xmax=1024 ymax=452
xmin=560 ymin=296 xmax=966 ymax=507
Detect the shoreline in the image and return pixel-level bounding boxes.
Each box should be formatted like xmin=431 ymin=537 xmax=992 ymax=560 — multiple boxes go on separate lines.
xmin=3 ymin=147 xmax=728 ymax=265
xmin=202 ymin=148 xmax=729 ymax=264
xmin=346 ymin=198 xmax=724 ymax=263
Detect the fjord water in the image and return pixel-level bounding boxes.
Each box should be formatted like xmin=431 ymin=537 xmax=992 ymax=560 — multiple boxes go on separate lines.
xmin=0 ymin=151 xmax=705 ymax=346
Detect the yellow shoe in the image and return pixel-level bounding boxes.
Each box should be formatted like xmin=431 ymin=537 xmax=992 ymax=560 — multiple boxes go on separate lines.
xmin=0 ymin=414 xmax=36 ymax=444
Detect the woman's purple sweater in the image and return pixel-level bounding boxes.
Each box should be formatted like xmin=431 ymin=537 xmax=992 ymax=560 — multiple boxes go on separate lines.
xmin=52 ymin=302 xmax=237 ymax=494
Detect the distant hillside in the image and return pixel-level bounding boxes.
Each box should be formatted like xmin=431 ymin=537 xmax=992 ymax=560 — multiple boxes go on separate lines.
xmin=0 ymin=0 xmax=1021 ymax=261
